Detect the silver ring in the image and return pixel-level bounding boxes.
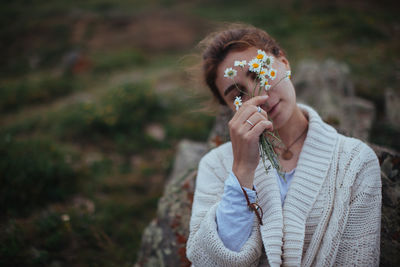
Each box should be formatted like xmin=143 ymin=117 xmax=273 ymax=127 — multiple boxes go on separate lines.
xmin=257 ymin=106 xmax=262 ymax=113
xmin=246 ymin=119 xmax=254 ymax=126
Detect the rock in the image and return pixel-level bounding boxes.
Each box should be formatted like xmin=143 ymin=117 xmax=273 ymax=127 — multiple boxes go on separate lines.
xmin=374 ymin=146 xmax=400 ymax=267
xmin=341 ymin=97 xmax=376 ymax=141
xmin=293 ymin=59 xmax=375 ymax=141
xmin=167 ymin=140 xmax=208 ymax=183
xmin=385 ymin=88 xmax=400 ymax=129
xmin=135 ymin=170 xmax=196 ymax=267
xmin=207 ymin=105 xmax=233 ymax=148
xmin=145 ymin=123 xmax=166 ymax=142
xmin=293 ymin=59 xmax=353 ymax=113
xmin=135 ymin=140 xmax=207 ymax=267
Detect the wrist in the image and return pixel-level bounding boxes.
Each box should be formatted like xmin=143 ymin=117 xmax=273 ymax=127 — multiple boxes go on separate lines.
xmin=232 ymin=165 xmax=255 ymax=189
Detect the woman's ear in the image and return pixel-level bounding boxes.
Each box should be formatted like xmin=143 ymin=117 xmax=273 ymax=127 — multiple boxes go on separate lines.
xmin=280 ymin=57 xmax=290 ymax=70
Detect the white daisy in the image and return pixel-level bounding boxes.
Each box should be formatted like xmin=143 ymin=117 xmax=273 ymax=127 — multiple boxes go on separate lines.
xmin=224 ymin=68 xmax=237 ymax=79
xmin=285 ymin=70 xmax=291 ymax=80
xmin=234 ymin=60 xmax=247 ymax=68
xmin=261 ymin=79 xmax=271 ymax=91
xmin=268 ymin=68 xmax=277 ymax=80
xmin=256 ymin=49 xmax=267 ymax=63
xmin=248 ymin=58 xmax=262 ymax=73
xmin=234 ymin=96 xmax=242 ymax=111
xmin=258 ymin=68 xmax=268 ymax=77
xmin=264 ymin=56 xmax=274 ymax=67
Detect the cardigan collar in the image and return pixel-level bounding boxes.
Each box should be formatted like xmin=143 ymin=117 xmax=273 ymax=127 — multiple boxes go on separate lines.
xmin=252 ymin=104 xmax=338 ymax=267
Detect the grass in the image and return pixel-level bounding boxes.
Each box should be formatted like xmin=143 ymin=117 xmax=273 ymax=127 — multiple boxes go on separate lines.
xmin=0 ymin=76 xmax=79 ymax=112
xmin=0 ymin=78 xmax=213 ymax=264
xmin=0 ymin=137 xmax=80 ymax=218
xmin=90 ymin=49 xmax=148 ymax=74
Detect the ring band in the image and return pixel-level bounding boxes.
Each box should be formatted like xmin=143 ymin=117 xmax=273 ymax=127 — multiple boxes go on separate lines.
xmin=257 ymin=106 xmax=262 ymax=113
xmin=246 ymin=119 xmax=254 ymax=126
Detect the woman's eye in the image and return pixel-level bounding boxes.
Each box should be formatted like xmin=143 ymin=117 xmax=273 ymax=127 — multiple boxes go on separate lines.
xmin=232 ymin=91 xmax=248 ymax=102
xmin=232 ymin=91 xmax=242 ymax=99
xmin=250 ymin=72 xmax=258 ymax=80
xmin=228 ymin=84 xmax=248 ymax=103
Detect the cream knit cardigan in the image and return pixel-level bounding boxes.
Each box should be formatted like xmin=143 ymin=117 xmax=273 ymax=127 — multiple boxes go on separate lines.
xmin=186 ymin=104 xmax=381 ymax=267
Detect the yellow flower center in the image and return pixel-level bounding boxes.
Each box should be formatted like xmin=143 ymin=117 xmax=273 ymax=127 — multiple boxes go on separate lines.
xmin=271 ymin=71 xmax=275 ymax=77
xmin=257 ymin=54 xmax=264 ymax=60
xmin=260 ymin=70 xmax=265 ymax=75
xmin=264 ymin=80 xmax=269 ymax=85
xmin=252 ymin=63 xmax=259 ymax=68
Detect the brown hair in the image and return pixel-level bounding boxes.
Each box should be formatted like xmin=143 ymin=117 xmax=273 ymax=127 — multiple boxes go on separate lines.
xmin=200 ymin=25 xmax=286 ymax=105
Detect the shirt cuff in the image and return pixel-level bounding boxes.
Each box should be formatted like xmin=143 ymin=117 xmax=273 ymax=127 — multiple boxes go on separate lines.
xmin=225 ymin=171 xmax=257 ymax=203
xmin=215 ymin=171 xmax=256 ymax=251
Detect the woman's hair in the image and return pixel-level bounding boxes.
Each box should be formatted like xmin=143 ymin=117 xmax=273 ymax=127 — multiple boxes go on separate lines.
xmin=200 ymin=25 xmax=286 ymax=105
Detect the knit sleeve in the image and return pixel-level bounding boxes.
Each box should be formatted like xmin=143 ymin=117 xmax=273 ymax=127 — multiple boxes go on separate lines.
xmin=186 ymin=150 xmax=263 ymax=267
xmin=334 ymin=143 xmax=382 ymax=266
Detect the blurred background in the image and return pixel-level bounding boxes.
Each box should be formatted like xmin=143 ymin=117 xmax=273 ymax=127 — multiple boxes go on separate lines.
xmin=0 ymin=0 xmax=398 ymax=266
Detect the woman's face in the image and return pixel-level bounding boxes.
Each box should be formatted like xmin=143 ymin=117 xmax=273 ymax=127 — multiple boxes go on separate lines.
xmin=215 ymin=46 xmax=296 ymax=129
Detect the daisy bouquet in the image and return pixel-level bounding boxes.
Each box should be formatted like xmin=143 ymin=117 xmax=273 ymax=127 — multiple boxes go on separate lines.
xmin=224 ymin=49 xmax=291 ymax=178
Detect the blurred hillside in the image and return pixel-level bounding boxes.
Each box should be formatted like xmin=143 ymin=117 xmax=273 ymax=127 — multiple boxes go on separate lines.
xmin=0 ymin=0 xmax=399 ymax=266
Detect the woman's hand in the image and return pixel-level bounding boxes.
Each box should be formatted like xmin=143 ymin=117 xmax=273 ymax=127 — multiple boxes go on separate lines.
xmin=229 ymin=95 xmax=273 ymax=189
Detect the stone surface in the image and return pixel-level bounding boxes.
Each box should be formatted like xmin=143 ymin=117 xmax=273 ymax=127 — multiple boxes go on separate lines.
xmin=145 ymin=123 xmax=166 ymax=142
xmin=135 ymin=140 xmax=207 ymax=267
xmin=167 ymin=140 xmax=208 ymax=183
xmin=294 ymin=59 xmax=375 ymax=141
xmin=134 ymin=170 xmax=196 ymax=267
xmin=385 ymin=88 xmax=400 ymax=129
xmin=207 ymin=105 xmax=233 ymax=148
xmin=341 ymin=97 xmax=376 ymax=140
xmin=376 ymin=147 xmax=400 ymax=267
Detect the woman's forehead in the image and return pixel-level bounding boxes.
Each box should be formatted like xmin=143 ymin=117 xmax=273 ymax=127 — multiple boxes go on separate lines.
xmin=218 ymin=47 xmax=263 ymax=79
xmin=224 ymin=47 xmax=259 ymax=63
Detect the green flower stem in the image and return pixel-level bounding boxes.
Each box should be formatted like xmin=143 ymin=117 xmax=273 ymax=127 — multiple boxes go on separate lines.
xmin=252 ymin=79 xmax=260 ymax=97
xmin=259 ymin=132 xmax=285 ymax=182
xmin=269 ymin=75 xmax=286 ymax=91
xmin=233 ymin=82 xmax=250 ymax=97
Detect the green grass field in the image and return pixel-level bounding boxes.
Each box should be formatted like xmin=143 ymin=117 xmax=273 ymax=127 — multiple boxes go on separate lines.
xmin=0 ymin=0 xmax=398 ymax=265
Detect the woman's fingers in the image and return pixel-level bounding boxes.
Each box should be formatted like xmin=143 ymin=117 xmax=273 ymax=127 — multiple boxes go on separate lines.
xmin=229 ymin=96 xmax=272 ymax=188
xmin=248 ymin=120 xmax=273 ymax=138
xmin=245 ymin=95 xmax=269 ymax=107
xmin=229 ymin=94 xmax=272 ymax=141
xmin=241 ymin=112 xmax=268 ymax=132
xmin=235 ymin=95 xmax=268 ymax=115
xmin=232 ymin=95 xmax=269 ymax=124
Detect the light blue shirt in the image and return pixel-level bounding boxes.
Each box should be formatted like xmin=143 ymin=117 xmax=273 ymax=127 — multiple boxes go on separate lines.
xmin=216 ymin=168 xmax=295 ymax=252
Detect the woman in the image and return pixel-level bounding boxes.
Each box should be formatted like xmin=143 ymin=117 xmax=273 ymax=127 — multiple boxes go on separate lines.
xmin=186 ymin=26 xmax=381 ymax=266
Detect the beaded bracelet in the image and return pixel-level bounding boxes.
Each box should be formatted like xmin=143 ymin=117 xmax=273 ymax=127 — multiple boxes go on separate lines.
xmin=241 ymin=186 xmax=264 ymax=225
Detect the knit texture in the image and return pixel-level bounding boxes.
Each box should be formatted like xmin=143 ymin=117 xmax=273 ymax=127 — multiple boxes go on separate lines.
xmin=186 ymin=104 xmax=381 ymax=267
